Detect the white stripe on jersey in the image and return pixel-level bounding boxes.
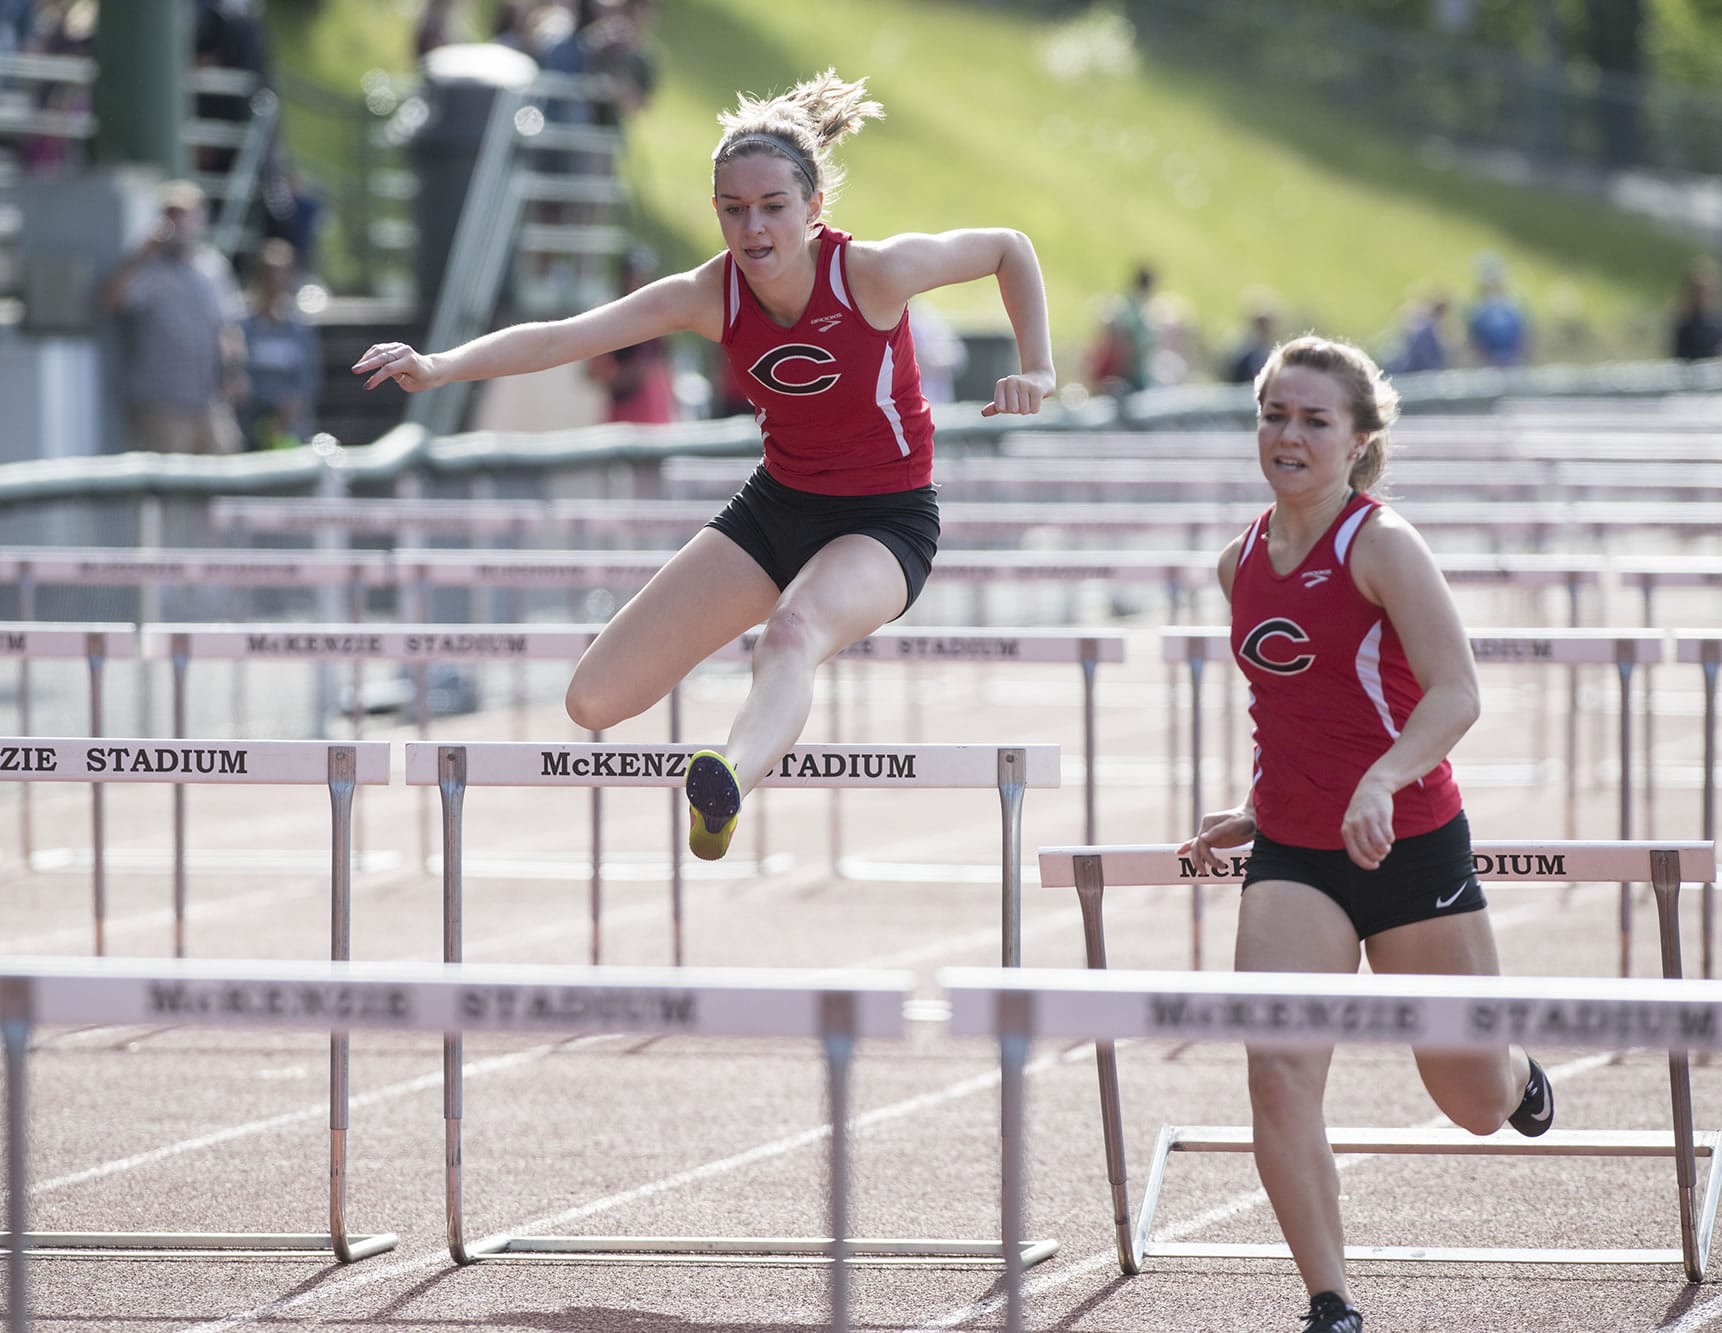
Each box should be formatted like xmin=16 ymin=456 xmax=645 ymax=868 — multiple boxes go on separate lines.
xmin=1334 ymin=504 xmax=1372 ymax=564
xmin=875 ymin=342 xmax=911 ymax=458
xmin=829 ymin=246 xmax=852 ymax=310
xmin=1354 ymin=619 xmax=1402 ymax=743
xmin=727 ymin=262 xmax=740 ymax=330
xmin=1240 ymin=516 xmax=1263 ymax=565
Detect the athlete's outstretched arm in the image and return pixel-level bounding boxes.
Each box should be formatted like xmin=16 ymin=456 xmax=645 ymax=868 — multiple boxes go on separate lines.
xmin=1342 ymin=512 xmax=1482 ymax=869
xmin=850 ymin=229 xmax=1055 ymax=414
xmin=352 ymin=258 xmax=726 ymax=392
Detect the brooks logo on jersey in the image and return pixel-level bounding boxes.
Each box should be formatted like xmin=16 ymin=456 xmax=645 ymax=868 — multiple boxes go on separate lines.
xmin=811 ymin=313 xmax=844 ymax=333
xmin=749 ymin=343 xmax=842 ymax=396
xmin=1301 ymin=569 xmax=1333 ymax=588
xmin=1239 ymin=617 xmax=1316 ymax=675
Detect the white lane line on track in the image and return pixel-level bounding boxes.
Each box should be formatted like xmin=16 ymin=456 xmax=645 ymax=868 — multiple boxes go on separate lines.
xmin=172 ymin=1046 xmax=1072 ymax=1332
xmin=29 ymin=1040 xmax=602 ymax=1196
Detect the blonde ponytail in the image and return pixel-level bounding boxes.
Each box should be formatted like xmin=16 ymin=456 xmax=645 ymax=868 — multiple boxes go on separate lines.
xmin=713 ymin=69 xmax=884 ymax=209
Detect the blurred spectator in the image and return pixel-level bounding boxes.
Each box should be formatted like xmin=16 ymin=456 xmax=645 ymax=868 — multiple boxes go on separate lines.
xmin=908 ymin=300 xmax=967 ymax=404
xmin=491 ymin=1 xmax=533 ymax=50
xmin=586 ymin=246 xmax=677 ymax=423
xmin=0 ymin=0 xmax=28 ymax=61
xmin=415 ymin=0 xmax=461 ymax=60
xmin=1465 ymin=252 xmax=1529 ymax=367
xmin=194 ymin=0 xmax=273 ymax=176
xmin=580 ymin=0 xmax=658 ymax=125
xmin=102 ymin=181 xmax=246 ymax=455
xmin=239 ymin=239 xmax=321 ymax=450
xmin=1088 ymin=264 xmax=1155 ymax=396
xmin=1221 ymin=299 xmax=1278 ymax=385
xmin=17 ymin=0 xmax=95 ymax=172
xmin=1390 ymin=290 xmax=1451 ymax=373
xmin=1148 ymin=289 xmax=1199 ymax=386
xmin=260 ymin=157 xmax=325 ymax=277
xmin=1672 ymin=257 xmax=1722 ymax=362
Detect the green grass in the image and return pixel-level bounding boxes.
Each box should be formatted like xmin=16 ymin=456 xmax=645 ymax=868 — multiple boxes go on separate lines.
xmin=623 ymin=0 xmax=1700 ymax=370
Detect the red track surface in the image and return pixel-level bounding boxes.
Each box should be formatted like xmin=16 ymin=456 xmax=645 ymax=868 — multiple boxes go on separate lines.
xmin=3 ymin=601 xmax=1719 ymax=1332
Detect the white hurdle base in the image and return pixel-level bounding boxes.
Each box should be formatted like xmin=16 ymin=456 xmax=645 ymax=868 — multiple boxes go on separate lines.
xmin=1132 ymin=1124 xmax=1722 ymax=1272
xmin=2 ymin=1230 xmax=397 ymax=1262
xmin=452 ymin=1234 xmax=1059 ymax=1268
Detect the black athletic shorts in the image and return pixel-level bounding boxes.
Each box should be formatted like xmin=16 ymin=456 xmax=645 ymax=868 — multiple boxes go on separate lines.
xmin=706 ymin=463 xmax=941 ymax=617
xmin=1241 ymin=810 xmax=1487 ymax=940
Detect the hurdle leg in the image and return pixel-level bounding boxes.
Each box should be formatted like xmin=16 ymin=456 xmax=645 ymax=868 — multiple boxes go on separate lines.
xmin=1079 ymin=653 xmax=1098 ymax=845
xmin=171 ymin=642 xmax=190 ymax=959
xmin=86 ymin=636 xmax=106 ymax=957
xmin=822 ymin=994 xmax=855 ymax=1333
xmin=438 ymin=746 xmax=498 ymax=1263
xmin=590 ymin=727 xmax=605 ymax=966
xmin=1650 ymin=848 xmax=1717 ymax=1281
xmin=326 ymin=746 xmax=397 ymax=1263
xmin=4 ymin=990 xmax=29 ymax=1333
xmin=1701 ymin=657 xmax=1717 ymax=981
xmin=1618 ymin=659 xmax=1635 ymax=977
xmin=1188 ymin=654 xmax=1205 ymax=972
xmin=17 ymin=570 xmax=34 ymax=867
xmin=998 ymin=991 xmax=1031 ymax=1333
xmin=666 ymin=690 xmax=682 ymax=966
xmin=1073 ymin=855 xmax=1140 ymax=1274
xmin=997 ymin=748 xmax=1027 ymax=967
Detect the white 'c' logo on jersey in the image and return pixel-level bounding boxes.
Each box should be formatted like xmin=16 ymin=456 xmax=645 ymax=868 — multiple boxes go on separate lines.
xmin=1239 ymin=617 xmax=1315 ymax=675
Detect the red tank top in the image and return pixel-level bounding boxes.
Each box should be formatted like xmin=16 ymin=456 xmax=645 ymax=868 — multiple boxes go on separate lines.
xmin=721 ymin=225 xmax=935 ymax=495
xmin=1230 ymin=492 xmax=1463 ymax=849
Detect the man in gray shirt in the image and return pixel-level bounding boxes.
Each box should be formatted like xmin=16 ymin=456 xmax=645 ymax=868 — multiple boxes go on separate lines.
xmin=103 ymin=180 xmax=246 ymax=454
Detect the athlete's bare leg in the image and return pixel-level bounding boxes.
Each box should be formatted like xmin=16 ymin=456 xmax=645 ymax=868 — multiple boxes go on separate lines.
xmin=1366 ymin=911 xmax=1530 ymax=1134
xmin=721 ymin=532 xmax=909 ymax=794
xmin=565 ymin=527 xmax=780 ymax=731
xmin=1235 ymin=880 xmax=1363 ymax=1303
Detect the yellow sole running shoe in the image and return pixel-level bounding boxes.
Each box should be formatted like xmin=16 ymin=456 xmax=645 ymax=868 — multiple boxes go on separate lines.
xmin=685 ymin=749 xmax=741 ymax=861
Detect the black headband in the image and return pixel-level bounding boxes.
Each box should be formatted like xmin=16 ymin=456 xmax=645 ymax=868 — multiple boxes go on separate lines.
xmin=721 ymin=133 xmax=818 ymax=193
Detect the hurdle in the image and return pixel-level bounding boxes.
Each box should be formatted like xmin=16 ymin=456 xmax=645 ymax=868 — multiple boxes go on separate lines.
xmin=944 ymin=964 xmax=1722 ymax=1333
xmin=1161 ymin=628 xmax=1663 ymax=860
xmin=0 ymin=622 xmax=133 ymax=874
xmin=0 ymin=740 xmax=394 ymax=1267
xmin=141 ymin=621 xmax=600 ymax=876
xmin=409 ymin=742 xmax=1060 ymax=1270
xmin=1678 ymin=632 xmax=1721 ymax=978
xmin=1029 ymin=840 xmax=1719 ymax=1299
xmin=0 ymin=956 xmax=911 ymax=1333
xmin=410 ymin=741 xmax=1060 ymax=968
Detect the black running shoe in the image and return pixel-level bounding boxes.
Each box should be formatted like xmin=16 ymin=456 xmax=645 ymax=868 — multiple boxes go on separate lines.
xmin=1508 ymin=1055 xmax=1555 ymax=1137
xmin=1301 ymin=1291 xmax=1362 ymax=1333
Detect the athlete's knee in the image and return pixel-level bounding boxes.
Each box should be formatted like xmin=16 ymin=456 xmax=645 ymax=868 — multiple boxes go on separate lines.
xmin=752 ymin=603 xmax=820 ymax=666
xmin=1433 ymin=1076 xmax=1517 ymax=1136
xmin=565 ymin=664 xmax=631 ymax=732
xmin=1246 ymin=1050 xmax=1325 ymax=1123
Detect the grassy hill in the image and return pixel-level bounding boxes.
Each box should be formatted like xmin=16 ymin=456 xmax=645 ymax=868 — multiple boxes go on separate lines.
xmin=266 ymin=0 xmax=1703 ymax=373
xmin=621 ymin=0 xmax=1699 ymax=372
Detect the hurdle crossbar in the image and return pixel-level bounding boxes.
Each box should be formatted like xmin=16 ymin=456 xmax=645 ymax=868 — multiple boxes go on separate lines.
xmin=1031 ymin=839 xmax=1719 ymax=1293
xmin=0 ymin=958 xmax=911 ymax=1333
xmin=0 ymin=740 xmax=394 ymax=1267
xmin=408 ymin=741 xmax=1060 ymax=1273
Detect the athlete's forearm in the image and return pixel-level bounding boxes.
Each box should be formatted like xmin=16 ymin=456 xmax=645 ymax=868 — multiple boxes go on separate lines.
xmin=1357 ymin=680 xmax=1480 ymax=796
xmin=995 ymin=233 xmax=1055 ymax=387
xmin=431 ymin=320 xmax=590 ymax=383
